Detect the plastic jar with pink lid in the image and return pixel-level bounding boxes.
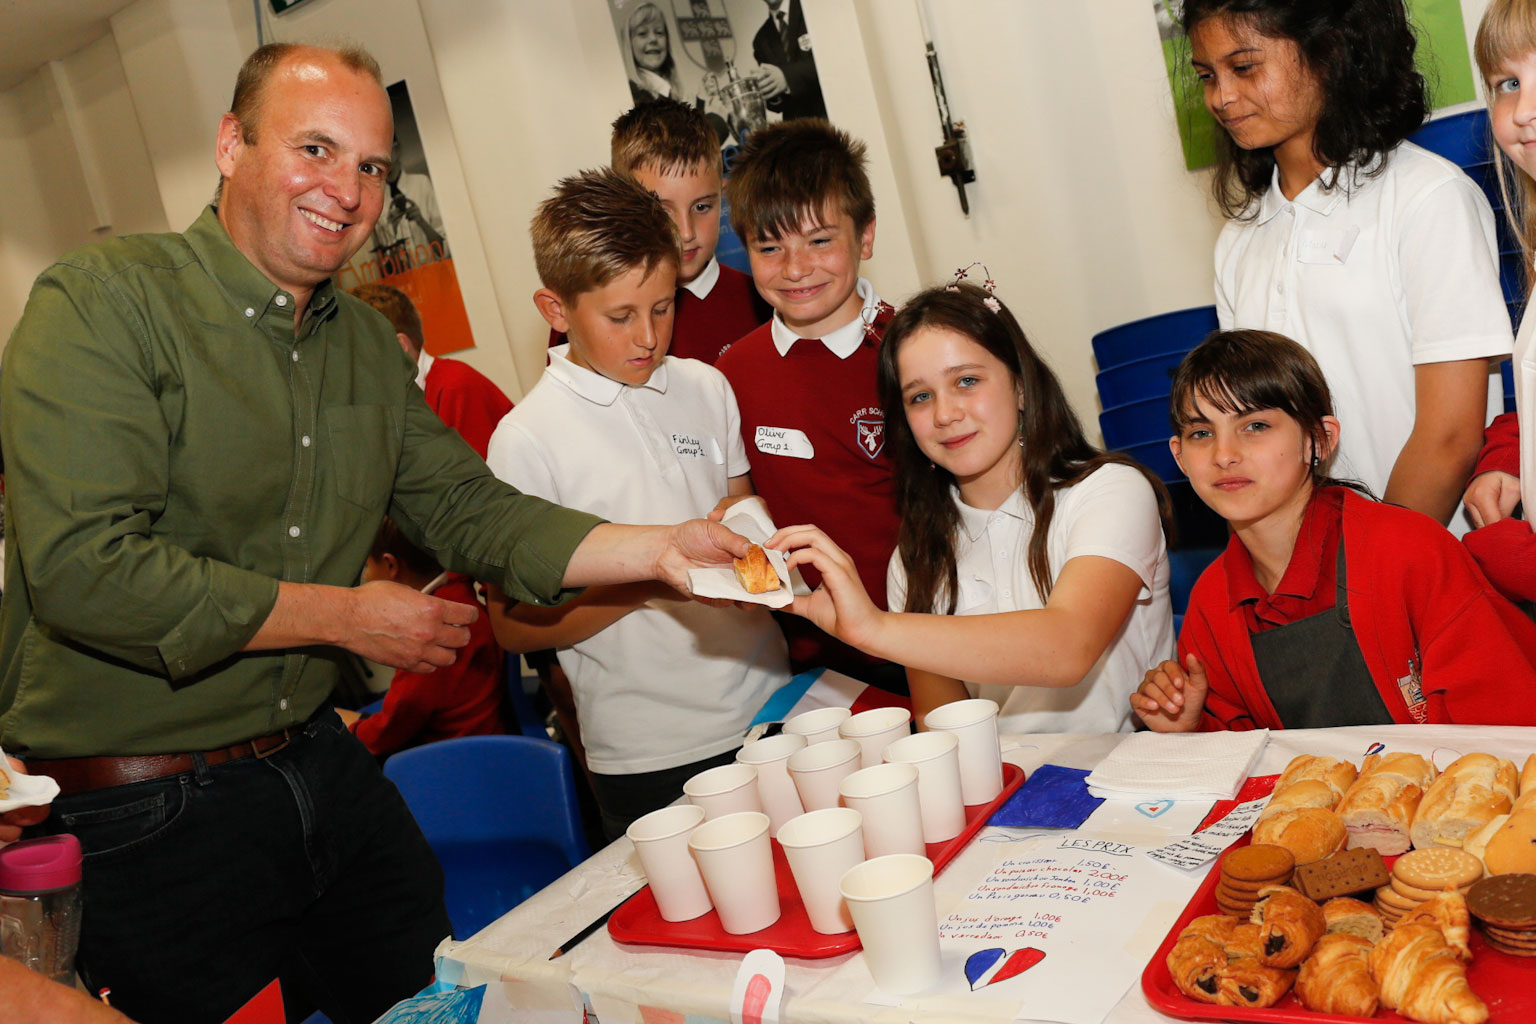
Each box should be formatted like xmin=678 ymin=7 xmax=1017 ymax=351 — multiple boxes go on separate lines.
xmin=0 ymin=834 xmax=83 ymax=983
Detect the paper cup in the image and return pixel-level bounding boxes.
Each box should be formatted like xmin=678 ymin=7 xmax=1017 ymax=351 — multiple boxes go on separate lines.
xmin=839 ymin=706 xmax=913 ymax=768
xmin=626 ymin=804 xmax=712 ymax=922
xmin=777 ymin=807 xmax=863 ymax=934
xmin=838 ymin=761 xmax=926 ymax=858
xmin=923 ymin=698 xmax=1003 ymax=805
xmin=736 ymin=734 xmax=807 ymax=836
xmin=683 ymin=763 xmax=763 ymax=820
xmin=687 ymin=811 xmax=780 ymax=934
xmin=883 ymin=731 xmax=965 ymax=843
xmin=839 ymin=854 xmax=942 ymax=995
xmin=782 ymin=706 xmax=852 ymax=745
xmin=786 ymin=738 xmax=861 ymax=812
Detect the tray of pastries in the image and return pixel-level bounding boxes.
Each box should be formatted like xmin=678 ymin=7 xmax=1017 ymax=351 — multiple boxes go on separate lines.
xmin=1141 ymin=750 xmax=1536 ymax=1023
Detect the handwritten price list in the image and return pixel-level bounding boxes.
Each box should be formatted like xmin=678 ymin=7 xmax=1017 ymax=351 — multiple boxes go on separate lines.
xmin=941 ymin=838 xmax=1137 ymax=942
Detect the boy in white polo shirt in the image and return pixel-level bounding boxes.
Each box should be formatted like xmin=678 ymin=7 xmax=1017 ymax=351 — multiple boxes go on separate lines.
xmin=485 ymin=169 xmax=789 ymax=839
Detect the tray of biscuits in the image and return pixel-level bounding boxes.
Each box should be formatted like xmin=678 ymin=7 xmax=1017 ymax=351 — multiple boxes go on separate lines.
xmin=1142 ymin=749 xmax=1536 ymax=1023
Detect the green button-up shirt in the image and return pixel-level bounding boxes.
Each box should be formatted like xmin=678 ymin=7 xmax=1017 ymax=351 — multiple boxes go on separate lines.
xmin=0 ymin=207 xmax=602 ymax=758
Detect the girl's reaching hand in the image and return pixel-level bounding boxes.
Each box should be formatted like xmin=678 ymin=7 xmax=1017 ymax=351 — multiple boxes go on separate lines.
xmin=1130 ymin=653 xmax=1209 ymax=732
xmin=768 ymin=524 xmax=885 ymax=651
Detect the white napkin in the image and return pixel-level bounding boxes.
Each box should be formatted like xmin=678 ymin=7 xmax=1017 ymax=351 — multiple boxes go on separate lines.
xmin=1085 ymin=729 xmax=1269 ymax=801
xmin=686 ymin=497 xmax=806 ymax=608
xmin=0 ymin=746 xmax=59 ymax=816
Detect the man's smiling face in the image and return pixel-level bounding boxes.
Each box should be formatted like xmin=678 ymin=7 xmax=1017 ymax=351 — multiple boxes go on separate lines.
xmin=216 ymin=48 xmax=393 ymax=301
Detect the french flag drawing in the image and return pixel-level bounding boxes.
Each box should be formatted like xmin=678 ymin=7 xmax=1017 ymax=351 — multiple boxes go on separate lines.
xmin=964 ymin=947 xmax=1046 ymax=990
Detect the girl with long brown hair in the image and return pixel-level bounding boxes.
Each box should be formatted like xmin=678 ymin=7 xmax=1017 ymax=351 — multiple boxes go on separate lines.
xmin=772 ymin=283 xmax=1174 ymax=732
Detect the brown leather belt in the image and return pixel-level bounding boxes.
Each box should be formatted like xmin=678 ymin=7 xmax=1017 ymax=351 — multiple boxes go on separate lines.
xmin=32 ymin=726 xmax=303 ymax=798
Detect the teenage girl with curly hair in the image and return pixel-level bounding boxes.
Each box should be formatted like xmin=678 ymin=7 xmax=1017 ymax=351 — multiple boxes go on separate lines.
xmin=1184 ymin=0 xmax=1511 ymax=533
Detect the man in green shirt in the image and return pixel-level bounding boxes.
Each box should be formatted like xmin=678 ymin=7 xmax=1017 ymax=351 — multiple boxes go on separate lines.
xmin=0 ymin=43 xmax=747 ymax=1024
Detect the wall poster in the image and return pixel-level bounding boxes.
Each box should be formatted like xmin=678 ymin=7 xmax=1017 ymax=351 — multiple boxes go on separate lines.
xmin=336 ymin=80 xmax=474 ymax=356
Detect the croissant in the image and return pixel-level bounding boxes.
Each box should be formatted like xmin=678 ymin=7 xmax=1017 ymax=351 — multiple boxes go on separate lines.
xmin=1180 ymin=914 xmax=1238 ymax=948
xmin=1167 ymin=934 xmax=1226 ymax=1003
xmin=1254 ymin=885 xmax=1326 ymax=968
xmin=732 ymin=544 xmax=780 ymax=594
xmin=1215 ymin=957 xmax=1296 ymax=1008
xmin=1370 ymin=924 xmax=1488 ymax=1024
xmin=1296 ymin=934 xmax=1379 ymax=1017
xmin=1400 ymin=892 xmax=1472 ymax=962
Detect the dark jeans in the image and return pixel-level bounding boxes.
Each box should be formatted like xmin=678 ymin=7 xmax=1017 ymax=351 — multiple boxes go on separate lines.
xmin=590 ymin=746 xmax=742 ymax=842
xmin=37 ymin=710 xmax=450 ymax=1024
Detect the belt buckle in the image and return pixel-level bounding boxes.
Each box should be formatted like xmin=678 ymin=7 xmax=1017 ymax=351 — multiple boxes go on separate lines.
xmin=252 ymin=731 xmax=293 ymax=760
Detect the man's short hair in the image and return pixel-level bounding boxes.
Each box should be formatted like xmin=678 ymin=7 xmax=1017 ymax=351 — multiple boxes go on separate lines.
xmin=350 ymin=283 xmax=424 ymax=354
xmin=229 ymin=42 xmax=382 ymax=143
xmin=214 ymin=42 xmax=383 ymax=204
xmin=530 ymin=168 xmax=680 ymax=303
xmin=724 ymin=118 xmax=874 ymax=243
xmin=610 ymin=99 xmax=720 ymax=178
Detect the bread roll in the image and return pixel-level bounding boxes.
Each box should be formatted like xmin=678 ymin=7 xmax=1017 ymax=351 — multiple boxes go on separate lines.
xmin=1322 ymin=897 xmax=1384 ymax=943
xmin=1276 ymin=755 xmax=1359 ymax=801
xmin=1462 ymin=814 xmax=1504 ymax=873
xmin=732 ymin=544 xmax=780 ymax=594
xmin=1336 ymin=752 xmax=1437 ymax=856
xmin=1252 ymin=807 xmax=1348 ymax=865
xmin=1481 ymin=806 xmax=1536 ymax=875
xmin=1409 ymin=753 xmax=1517 ymax=851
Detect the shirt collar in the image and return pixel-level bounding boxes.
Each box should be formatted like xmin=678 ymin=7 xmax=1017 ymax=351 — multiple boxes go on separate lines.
xmin=185 ymin=205 xmax=339 ymax=328
xmin=770 ymin=277 xmax=882 ymax=359
xmin=1223 ymin=486 xmax=1346 ymax=610
xmin=955 ymin=486 xmax=1031 ymax=542
xmin=414 ymin=349 xmax=434 ymax=391
xmin=1254 ymin=166 xmax=1346 ymax=226
xmin=544 ymin=344 xmax=670 ymax=406
xmin=634 ymin=67 xmax=672 ymax=98
xmin=682 ymin=256 xmax=721 ymax=300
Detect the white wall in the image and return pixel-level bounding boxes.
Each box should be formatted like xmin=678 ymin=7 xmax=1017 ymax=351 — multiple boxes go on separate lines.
xmin=0 ymin=0 xmax=1502 ymax=424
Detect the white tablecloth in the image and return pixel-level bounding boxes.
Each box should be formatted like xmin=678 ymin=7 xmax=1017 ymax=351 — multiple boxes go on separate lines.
xmin=435 ymin=725 xmax=1536 ymax=1024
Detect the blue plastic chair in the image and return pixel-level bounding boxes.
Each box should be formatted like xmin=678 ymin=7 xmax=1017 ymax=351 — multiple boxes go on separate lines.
xmin=1091 ymin=305 xmax=1218 ymax=371
xmin=384 ymin=735 xmax=590 ymax=939
xmin=1118 ymin=438 xmax=1185 ymax=486
xmin=1409 ymin=109 xmax=1493 ymax=167
xmin=1099 ymin=394 xmax=1178 ymax=453
xmin=1095 ymin=349 xmax=1189 ymax=408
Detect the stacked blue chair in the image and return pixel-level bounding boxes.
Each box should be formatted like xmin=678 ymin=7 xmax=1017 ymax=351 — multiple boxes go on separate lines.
xmin=384 ymin=735 xmax=590 ymax=939
xmin=1092 ymin=305 xmax=1223 ymax=614
xmin=1408 ymin=109 xmax=1521 ymax=413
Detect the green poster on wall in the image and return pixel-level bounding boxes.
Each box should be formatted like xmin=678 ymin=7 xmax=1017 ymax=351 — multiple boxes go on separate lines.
xmin=1157 ymin=0 xmax=1478 ymax=171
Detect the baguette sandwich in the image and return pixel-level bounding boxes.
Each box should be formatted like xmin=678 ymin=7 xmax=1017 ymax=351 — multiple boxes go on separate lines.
xmin=1259 ymin=755 xmax=1358 ymax=823
xmin=1409 ymin=753 xmax=1517 ymax=851
xmin=1335 ymin=752 xmax=1436 ymax=856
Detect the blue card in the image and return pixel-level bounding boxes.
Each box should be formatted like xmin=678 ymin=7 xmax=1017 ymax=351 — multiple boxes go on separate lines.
xmin=987 ymin=764 xmax=1104 ymax=829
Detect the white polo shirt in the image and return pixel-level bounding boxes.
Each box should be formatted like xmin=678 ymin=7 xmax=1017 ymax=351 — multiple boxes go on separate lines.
xmin=1215 ymin=141 xmax=1512 ymax=535
xmin=485 ymin=348 xmax=789 ymax=774
xmin=886 ymin=464 xmax=1173 ymax=735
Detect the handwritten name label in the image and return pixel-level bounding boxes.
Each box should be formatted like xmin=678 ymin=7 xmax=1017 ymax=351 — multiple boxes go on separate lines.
xmin=754 ymin=426 xmax=814 ymax=460
xmin=670 ymin=433 xmax=723 ymax=463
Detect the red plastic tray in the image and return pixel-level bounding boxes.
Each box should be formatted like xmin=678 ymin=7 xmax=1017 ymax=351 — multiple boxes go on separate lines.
xmin=1141 ymin=837 xmax=1536 ymax=1023
xmin=609 ymin=761 xmax=1026 ymax=958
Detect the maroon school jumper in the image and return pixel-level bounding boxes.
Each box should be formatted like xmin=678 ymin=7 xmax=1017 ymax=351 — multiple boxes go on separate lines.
xmin=547 ymin=262 xmax=770 ymax=365
xmin=715 ymin=304 xmax=901 ymax=680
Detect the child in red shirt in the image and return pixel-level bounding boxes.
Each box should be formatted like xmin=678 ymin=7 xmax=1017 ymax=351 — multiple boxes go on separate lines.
xmin=343 ymin=517 xmax=506 ymax=756
xmin=1133 ymin=330 xmax=1536 ymax=732
xmin=548 ymin=99 xmax=769 ymax=364
xmin=714 ymin=118 xmax=903 ymax=690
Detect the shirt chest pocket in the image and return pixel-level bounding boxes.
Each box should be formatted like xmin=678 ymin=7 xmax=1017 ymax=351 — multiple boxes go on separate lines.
xmin=322 ymin=404 xmax=401 ymax=512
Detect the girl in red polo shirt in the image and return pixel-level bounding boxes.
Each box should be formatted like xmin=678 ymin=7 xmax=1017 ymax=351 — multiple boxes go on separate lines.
xmin=1133 ymin=330 xmax=1536 ymax=732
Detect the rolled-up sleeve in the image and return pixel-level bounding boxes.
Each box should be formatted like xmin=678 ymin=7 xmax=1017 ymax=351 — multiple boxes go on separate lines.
xmin=2 ymin=267 xmax=279 ymax=679
xmin=386 ymin=383 xmax=604 ymax=608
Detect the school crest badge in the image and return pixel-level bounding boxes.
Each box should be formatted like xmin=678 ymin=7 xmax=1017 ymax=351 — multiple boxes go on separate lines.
xmin=855 ymin=416 xmax=884 ymax=459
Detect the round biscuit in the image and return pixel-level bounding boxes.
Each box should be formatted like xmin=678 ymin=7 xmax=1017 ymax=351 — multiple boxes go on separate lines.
xmin=1467 ymin=874 xmax=1536 ymax=929
xmin=1390 ymin=876 xmax=1471 ymax=902
xmin=1220 ymin=872 xmax=1291 ymax=895
xmin=1375 ymin=884 xmax=1422 ymax=913
xmin=1481 ymin=922 xmax=1536 ymax=942
xmin=1394 ymin=847 xmax=1483 ymax=891
xmin=1222 ymin=844 xmax=1297 ymax=883
xmin=1480 ymin=931 xmax=1536 ymax=955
